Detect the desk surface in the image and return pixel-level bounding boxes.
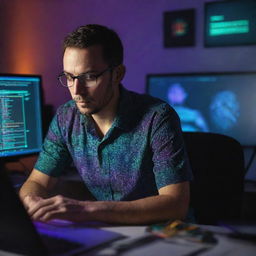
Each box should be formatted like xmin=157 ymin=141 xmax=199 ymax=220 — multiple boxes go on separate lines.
xmin=1 ymin=224 xmax=256 ymax=256
xmin=88 ymin=224 xmax=256 ymax=256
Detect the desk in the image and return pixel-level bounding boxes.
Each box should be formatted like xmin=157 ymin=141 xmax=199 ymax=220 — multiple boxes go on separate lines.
xmin=1 ymin=224 xmax=256 ymax=256
xmin=86 ymin=224 xmax=256 ymax=256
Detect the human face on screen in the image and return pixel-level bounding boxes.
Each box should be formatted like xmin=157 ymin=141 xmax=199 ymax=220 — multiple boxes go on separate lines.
xmin=168 ymin=83 xmax=187 ymax=105
xmin=63 ymin=46 xmax=118 ymax=116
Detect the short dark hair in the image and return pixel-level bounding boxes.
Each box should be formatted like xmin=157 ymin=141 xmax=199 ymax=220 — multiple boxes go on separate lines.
xmin=63 ymin=24 xmax=123 ymax=67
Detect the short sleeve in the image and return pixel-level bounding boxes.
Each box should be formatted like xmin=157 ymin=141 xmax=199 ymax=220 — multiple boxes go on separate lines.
xmin=150 ymin=104 xmax=193 ymax=189
xmin=34 ymin=113 xmax=72 ymax=177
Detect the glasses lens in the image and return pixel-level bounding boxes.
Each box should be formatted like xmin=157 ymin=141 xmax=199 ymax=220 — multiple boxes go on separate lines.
xmin=59 ymin=74 xmax=69 ymax=87
xmin=58 ymin=73 xmax=99 ymax=88
xmin=79 ymin=75 xmax=97 ymax=88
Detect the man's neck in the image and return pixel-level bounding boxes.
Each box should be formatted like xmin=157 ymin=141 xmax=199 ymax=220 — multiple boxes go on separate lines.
xmin=91 ymin=88 xmax=120 ymax=138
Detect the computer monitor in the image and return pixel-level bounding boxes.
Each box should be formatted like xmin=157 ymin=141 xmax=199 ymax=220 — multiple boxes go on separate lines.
xmin=146 ymin=72 xmax=256 ymax=146
xmin=0 ymin=74 xmax=43 ymax=157
xmin=204 ymin=0 xmax=256 ymax=47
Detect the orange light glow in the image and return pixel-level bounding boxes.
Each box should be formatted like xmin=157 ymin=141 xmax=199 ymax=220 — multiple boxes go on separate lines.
xmin=8 ymin=1 xmax=40 ymax=74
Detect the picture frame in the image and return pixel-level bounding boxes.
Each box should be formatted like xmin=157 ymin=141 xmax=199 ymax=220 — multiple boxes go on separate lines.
xmin=164 ymin=9 xmax=195 ymax=47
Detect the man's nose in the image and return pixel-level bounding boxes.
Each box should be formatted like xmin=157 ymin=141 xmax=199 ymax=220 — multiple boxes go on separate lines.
xmin=73 ymin=78 xmax=86 ymax=95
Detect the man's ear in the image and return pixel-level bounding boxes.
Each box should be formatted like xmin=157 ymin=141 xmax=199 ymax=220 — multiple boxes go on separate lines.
xmin=112 ymin=64 xmax=126 ymax=85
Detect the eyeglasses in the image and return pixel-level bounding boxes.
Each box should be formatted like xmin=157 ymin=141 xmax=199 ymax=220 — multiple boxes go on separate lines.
xmin=58 ymin=67 xmax=112 ymax=88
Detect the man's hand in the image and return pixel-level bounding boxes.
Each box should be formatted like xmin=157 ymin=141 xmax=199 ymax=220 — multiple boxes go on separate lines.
xmin=24 ymin=195 xmax=89 ymax=222
xmin=23 ymin=195 xmax=43 ymax=210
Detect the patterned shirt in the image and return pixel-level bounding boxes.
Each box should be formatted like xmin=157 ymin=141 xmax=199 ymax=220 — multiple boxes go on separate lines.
xmin=35 ymin=86 xmax=192 ymax=201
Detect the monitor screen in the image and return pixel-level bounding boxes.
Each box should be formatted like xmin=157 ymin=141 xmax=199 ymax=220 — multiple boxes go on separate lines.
xmin=204 ymin=0 xmax=256 ymax=47
xmin=146 ymin=72 xmax=256 ymax=146
xmin=0 ymin=75 xmax=43 ymax=157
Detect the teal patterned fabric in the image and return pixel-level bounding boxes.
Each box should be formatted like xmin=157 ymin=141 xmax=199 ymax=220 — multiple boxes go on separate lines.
xmin=35 ymin=86 xmax=192 ymax=201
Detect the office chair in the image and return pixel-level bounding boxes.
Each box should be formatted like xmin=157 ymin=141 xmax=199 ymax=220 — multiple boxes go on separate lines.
xmin=183 ymin=132 xmax=245 ymax=225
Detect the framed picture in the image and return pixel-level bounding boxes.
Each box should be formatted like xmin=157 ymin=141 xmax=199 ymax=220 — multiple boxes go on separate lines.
xmin=164 ymin=9 xmax=195 ymax=47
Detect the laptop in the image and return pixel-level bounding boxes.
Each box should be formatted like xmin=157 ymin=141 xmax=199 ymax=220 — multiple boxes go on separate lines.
xmin=0 ymin=169 xmax=123 ymax=256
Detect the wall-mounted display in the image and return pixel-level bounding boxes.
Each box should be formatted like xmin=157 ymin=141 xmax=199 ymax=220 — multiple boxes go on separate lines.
xmin=205 ymin=0 xmax=256 ymax=47
xmin=146 ymin=72 xmax=256 ymax=146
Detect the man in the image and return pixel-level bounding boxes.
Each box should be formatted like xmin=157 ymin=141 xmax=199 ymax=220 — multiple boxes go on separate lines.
xmin=20 ymin=24 xmax=193 ymax=224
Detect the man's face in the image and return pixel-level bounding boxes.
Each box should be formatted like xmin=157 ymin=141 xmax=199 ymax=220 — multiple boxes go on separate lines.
xmin=63 ymin=46 xmax=116 ymax=115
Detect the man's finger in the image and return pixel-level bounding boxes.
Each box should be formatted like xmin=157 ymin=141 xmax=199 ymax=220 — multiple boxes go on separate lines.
xmin=28 ymin=197 xmax=55 ymax=217
xmin=31 ymin=204 xmax=60 ymax=221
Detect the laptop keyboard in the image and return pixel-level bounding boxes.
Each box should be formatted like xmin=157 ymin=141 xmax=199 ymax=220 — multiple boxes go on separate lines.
xmin=40 ymin=234 xmax=84 ymax=255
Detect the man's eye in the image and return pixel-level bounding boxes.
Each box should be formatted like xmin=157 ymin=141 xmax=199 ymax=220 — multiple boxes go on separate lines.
xmin=84 ymin=74 xmax=96 ymax=81
xmin=66 ymin=75 xmax=73 ymax=81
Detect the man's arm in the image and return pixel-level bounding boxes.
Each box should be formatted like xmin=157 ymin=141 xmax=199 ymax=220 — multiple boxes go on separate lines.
xmin=24 ymin=181 xmax=189 ymax=224
xmin=19 ymin=169 xmax=58 ymax=202
xmin=85 ymin=181 xmax=190 ymax=224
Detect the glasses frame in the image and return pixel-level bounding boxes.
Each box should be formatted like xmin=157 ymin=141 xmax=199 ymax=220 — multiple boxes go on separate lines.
xmin=57 ymin=67 xmax=113 ymax=88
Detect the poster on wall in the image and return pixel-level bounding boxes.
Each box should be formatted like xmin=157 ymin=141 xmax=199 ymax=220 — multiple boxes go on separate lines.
xmin=164 ymin=9 xmax=195 ymax=47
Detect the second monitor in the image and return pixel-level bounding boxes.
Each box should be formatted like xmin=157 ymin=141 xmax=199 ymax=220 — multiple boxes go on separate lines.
xmin=0 ymin=74 xmax=43 ymax=158
xmin=146 ymin=72 xmax=256 ymax=146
